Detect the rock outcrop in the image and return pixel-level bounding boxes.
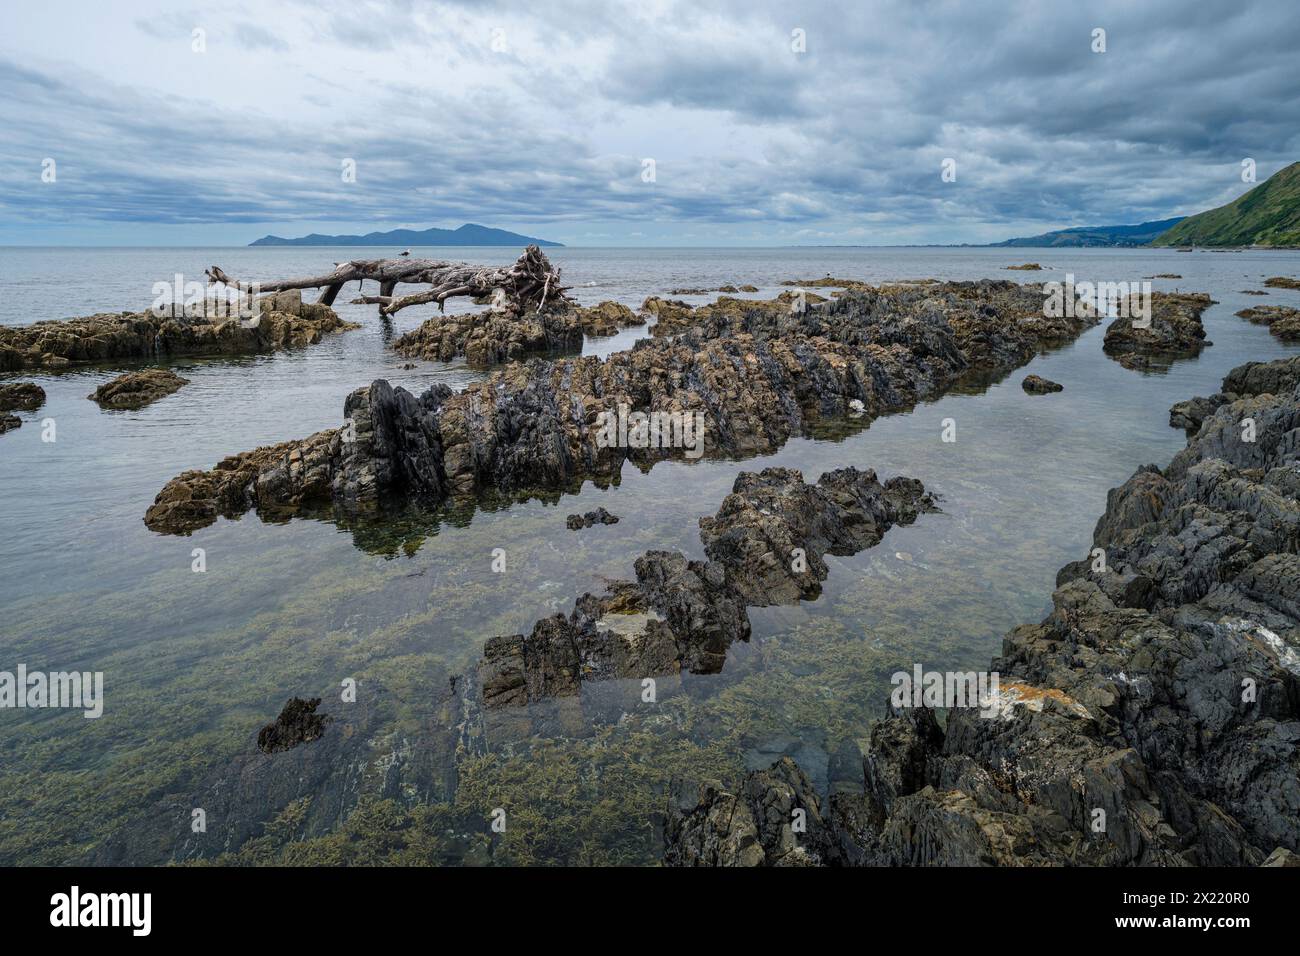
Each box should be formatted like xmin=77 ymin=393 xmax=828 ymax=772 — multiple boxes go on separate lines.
xmin=0 ymin=292 xmax=356 ymax=371
xmin=1237 ymin=305 xmax=1300 ymax=342
xmin=89 ymin=369 xmax=190 ymax=409
xmin=647 ymin=281 xmax=1089 ymax=369
xmin=0 ymin=414 xmax=20 ymax=434
xmin=574 ymin=301 xmax=644 ymax=337
xmin=1022 ymin=374 xmax=1063 ymax=394
xmin=667 ymin=356 xmax=1300 ymax=867
xmin=144 ymin=281 xmax=1095 ymax=534
xmin=1264 ymin=276 xmax=1300 ymax=290
xmin=665 ymin=757 xmax=835 ymax=866
xmin=1168 ymin=355 xmax=1300 ymax=433
xmin=477 ymin=467 xmax=936 ymax=709
xmin=392 ymin=300 xmax=644 ymax=366
xmin=256 ymin=697 xmax=333 ymax=754
xmin=1102 ymin=292 xmax=1215 ymax=371
xmin=0 ymin=382 xmax=45 ymax=412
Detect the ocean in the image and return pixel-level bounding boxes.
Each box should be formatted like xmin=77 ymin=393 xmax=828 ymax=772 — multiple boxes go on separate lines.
xmin=2 ymin=245 xmax=1298 ymax=864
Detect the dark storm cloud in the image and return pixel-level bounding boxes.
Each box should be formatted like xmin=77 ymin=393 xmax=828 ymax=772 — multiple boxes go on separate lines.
xmin=2 ymin=0 xmax=1298 ymax=242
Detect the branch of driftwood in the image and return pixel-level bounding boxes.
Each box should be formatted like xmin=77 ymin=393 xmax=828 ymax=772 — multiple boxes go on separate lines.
xmin=205 ymin=245 xmax=568 ymax=315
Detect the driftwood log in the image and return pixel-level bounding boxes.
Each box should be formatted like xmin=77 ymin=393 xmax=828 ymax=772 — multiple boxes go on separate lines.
xmin=205 ymin=245 xmax=568 ymax=315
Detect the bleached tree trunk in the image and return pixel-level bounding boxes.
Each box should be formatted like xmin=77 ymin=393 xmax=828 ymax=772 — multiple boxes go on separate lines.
xmin=206 ymin=245 xmax=568 ymax=315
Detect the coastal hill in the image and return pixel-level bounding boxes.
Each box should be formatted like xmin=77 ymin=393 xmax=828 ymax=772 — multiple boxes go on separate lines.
xmin=249 ymin=223 xmax=563 ymax=247
xmin=1151 ymin=161 xmax=1300 ymax=247
xmin=986 ymin=218 xmax=1184 ymax=248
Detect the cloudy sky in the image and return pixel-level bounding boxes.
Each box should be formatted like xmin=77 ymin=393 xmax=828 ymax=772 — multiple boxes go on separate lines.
xmin=1 ymin=0 xmax=1297 ymax=246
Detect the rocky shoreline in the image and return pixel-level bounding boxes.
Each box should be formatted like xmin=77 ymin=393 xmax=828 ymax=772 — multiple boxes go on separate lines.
xmin=0 ymin=290 xmax=356 ymax=371
xmin=143 ymin=280 xmax=1097 ymax=535
xmin=665 ymin=355 xmax=1300 ymax=866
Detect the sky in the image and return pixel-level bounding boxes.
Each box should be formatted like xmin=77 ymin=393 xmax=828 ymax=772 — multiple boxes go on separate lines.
xmin=1 ymin=0 xmax=1298 ymax=247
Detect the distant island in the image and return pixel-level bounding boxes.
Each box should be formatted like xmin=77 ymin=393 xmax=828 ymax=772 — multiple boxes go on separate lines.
xmin=249 ymin=223 xmax=563 ymax=247
xmin=986 ymin=161 xmax=1299 ymax=248
xmin=986 ymin=217 xmax=1185 ymax=248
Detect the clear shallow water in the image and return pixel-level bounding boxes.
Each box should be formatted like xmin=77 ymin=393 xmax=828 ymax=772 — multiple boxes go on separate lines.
xmin=1 ymin=246 xmax=1298 ymax=864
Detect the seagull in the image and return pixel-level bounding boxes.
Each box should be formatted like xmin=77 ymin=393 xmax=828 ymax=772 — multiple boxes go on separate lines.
xmin=399 ymin=249 xmax=411 ymax=257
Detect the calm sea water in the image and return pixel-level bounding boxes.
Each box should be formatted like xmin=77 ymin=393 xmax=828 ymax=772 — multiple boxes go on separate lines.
xmin=1 ymin=245 xmax=1298 ymax=864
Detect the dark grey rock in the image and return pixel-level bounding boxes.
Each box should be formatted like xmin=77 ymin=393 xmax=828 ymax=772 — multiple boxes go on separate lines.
xmin=1022 ymin=374 xmax=1063 ymax=394
xmin=665 ymin=356 xmax=1300 ymax=867
xmin=566 ymin=507 xmax=619 ymax=529
xmin=256 ymin=697 xmax=333 ymax=754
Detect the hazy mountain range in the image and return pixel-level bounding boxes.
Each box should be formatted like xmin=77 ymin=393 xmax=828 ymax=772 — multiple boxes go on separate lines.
xmin=986 ymin=217 xmax=1185 ymax=247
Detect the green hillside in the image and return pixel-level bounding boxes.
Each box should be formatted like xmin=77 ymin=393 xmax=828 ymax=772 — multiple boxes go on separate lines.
xmin=1152 ymin=162 xmax=1300 ymax=247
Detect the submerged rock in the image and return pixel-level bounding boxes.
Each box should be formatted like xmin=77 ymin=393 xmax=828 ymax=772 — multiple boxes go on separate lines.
xmin=144 ymin=280 xmax=1094 ymax=534
xmin=89 ymin=369 xmax=190 ymax=409
xmin=0 ymin=382 xmax=45 ymax=412
xmin=0 ymin=413 xmax=20 ymax=434
xmin=256 ymin=697 xmax=332 ymax=754
xmin=1021 ymin=374 xmax=1063 ymax=394
xmin=1006 ymin=263 xmax=1043 ymax=271
xmin=565 ymin=507 xmax=619 ymax=530
xmin=1102 ymin=291 xmax=1215 ymax=370
xmin=0 ymin=292 xmax=356 ymax=372
xmin=665 ymin=355 xmax=1300 ymax=866
xmin=780 ymin=276 xmax=873 ymax=291
xmin=476 ymin=467 xmax=936 ymax=708
xmin=1236 ymin=305 xmax=1300 ymax=342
